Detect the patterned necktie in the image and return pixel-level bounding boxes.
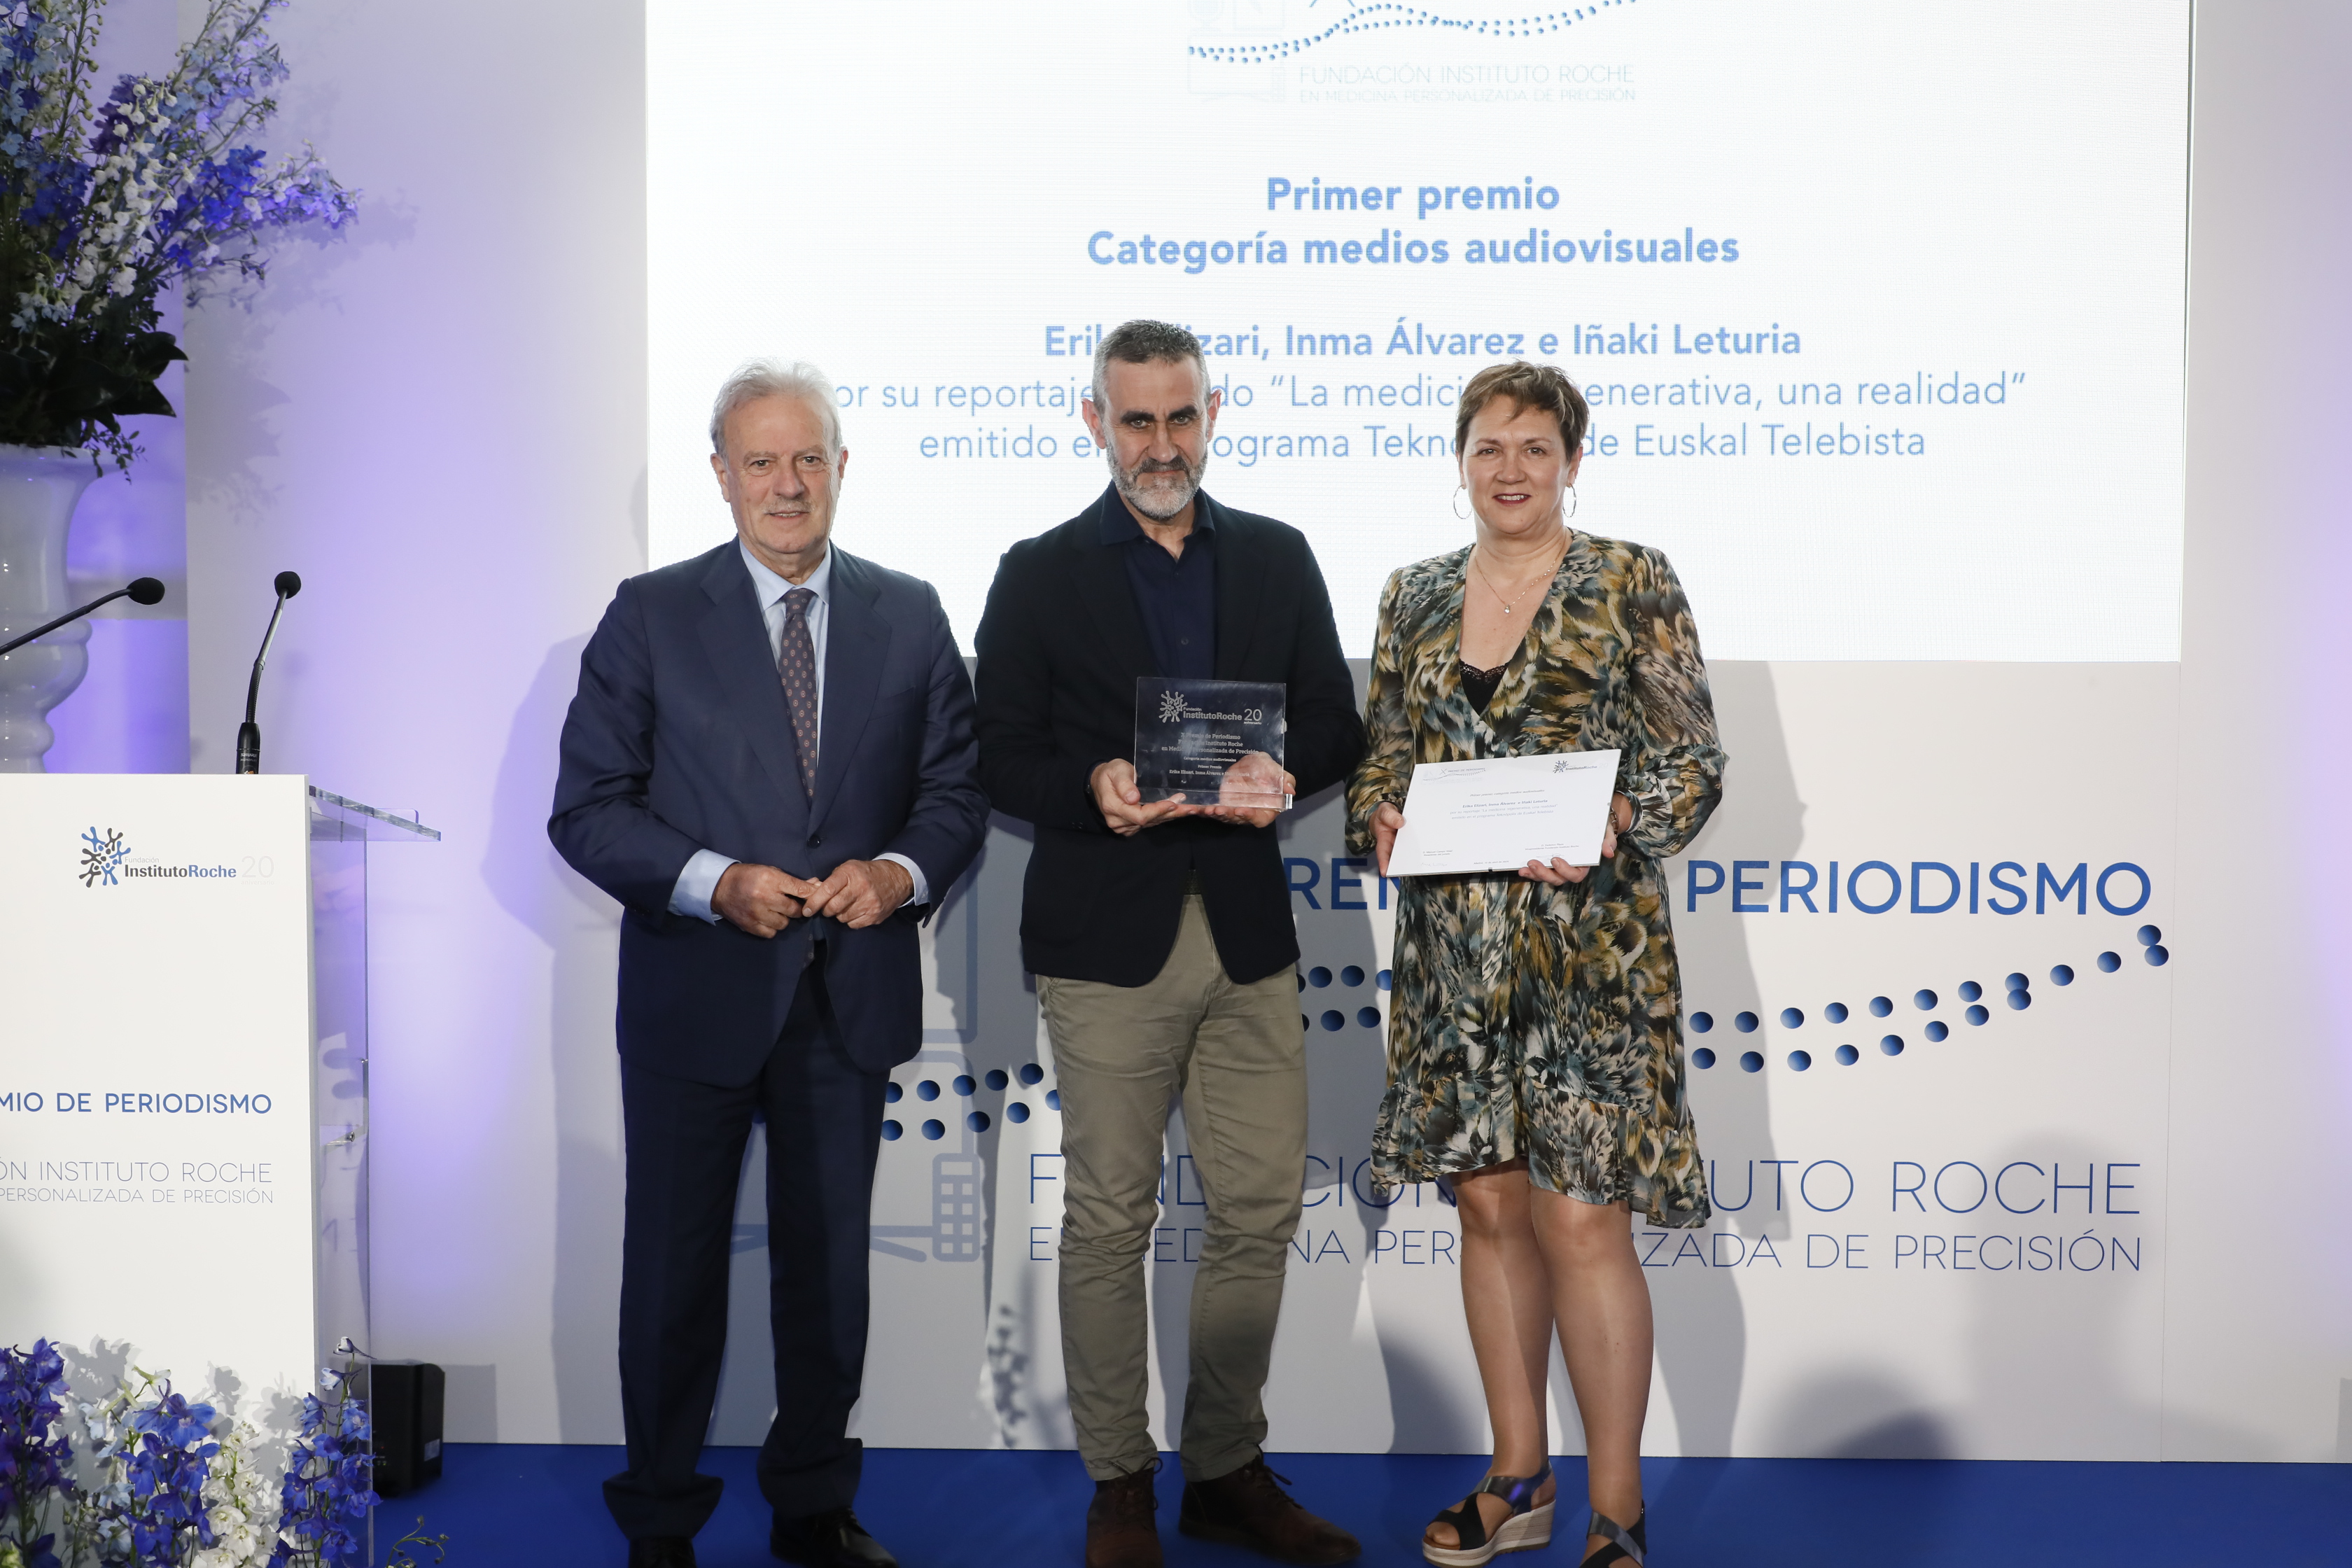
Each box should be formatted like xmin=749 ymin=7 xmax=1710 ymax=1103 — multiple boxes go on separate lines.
xmin=777 ymin=587 xmax=819 ymax=797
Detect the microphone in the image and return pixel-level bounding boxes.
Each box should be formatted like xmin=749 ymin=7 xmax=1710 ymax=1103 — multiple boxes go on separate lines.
xmin=234 ymin=571 xmax=302 ymax=775
xmin=0 ymin=577 xmax=167 ymax=657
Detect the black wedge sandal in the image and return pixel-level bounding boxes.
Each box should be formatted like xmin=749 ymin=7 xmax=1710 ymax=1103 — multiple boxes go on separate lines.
xmin=1580 ymin=1506 xmax=1646 ymax=1567
xmin=1420 ymin=1462 xmax=1554 ymax=1567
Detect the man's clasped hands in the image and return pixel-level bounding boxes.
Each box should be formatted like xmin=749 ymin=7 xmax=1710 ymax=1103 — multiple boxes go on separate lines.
xmin=711 ymin=858 xmax=913 ymax=937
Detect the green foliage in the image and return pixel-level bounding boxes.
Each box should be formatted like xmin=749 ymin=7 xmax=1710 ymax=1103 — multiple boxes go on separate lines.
xmin=384 ymin=1516 xmax=449 ymax=1567
xmin=0 ymin=293 xmax=184 ymax=464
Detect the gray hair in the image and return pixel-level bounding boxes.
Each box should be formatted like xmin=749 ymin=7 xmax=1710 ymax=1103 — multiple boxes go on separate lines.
xmin=708 ymin=358 xmax=842 ymax=456
xmin=1090 ymin=320 xmax=1208 ymax=412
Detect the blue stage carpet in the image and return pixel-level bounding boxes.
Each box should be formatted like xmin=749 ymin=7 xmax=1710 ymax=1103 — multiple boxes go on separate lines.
xmin=377 ymin=1445 xmax=2348 ymax=1566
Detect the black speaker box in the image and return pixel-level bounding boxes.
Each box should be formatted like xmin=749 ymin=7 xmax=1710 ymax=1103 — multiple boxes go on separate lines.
xmin=363 ymin=1362 xmax=445 ymax=1498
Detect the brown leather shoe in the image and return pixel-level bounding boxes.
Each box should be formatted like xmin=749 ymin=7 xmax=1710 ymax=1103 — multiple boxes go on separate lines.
xmin=1085 ymin=1460 xmax=1163 ymax=1568
xmin=1178 ymin=1457 xmax=1360 ymax=1564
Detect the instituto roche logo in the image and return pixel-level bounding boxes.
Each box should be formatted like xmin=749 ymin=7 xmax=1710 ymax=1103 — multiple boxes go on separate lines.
xmin=78 ymin=827 xmax=128 ymax=887
xmin=75 ymin=827 xmax=242 ymax=887
xmin=1159 ymin=690 xmax=1190 ymax=723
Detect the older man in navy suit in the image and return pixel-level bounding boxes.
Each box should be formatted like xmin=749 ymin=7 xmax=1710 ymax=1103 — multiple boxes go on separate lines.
xmin=551 ymin=360 xmax=988 ymax=1568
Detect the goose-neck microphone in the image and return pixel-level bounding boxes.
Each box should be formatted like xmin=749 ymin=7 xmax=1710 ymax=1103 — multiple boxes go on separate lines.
xmin=0 ymin=577 xmax=166 ymax=658
xmin=234 ymin=571 xmax=302 ymax=775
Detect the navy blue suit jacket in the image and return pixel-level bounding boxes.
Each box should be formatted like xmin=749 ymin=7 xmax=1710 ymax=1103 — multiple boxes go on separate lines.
xmin=550 ymin=540 xmax=988 ymax=1084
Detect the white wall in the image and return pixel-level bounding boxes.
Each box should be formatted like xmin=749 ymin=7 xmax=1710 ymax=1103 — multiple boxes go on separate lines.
xmin=181 ymin=0 xmax=646 ymax=1439
xmin=174 ymin=0 xmax=2352 ymax=1452
xmin=2164 ymin=0 xmax=2352 ymax=1461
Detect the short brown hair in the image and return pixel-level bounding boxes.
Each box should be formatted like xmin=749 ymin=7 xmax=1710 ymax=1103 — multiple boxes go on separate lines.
xmin=1453 ymin=360 xmax=1590 ymax=456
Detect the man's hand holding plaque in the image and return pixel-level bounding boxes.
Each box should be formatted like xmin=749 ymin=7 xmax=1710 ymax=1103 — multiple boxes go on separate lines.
xmin=1089 ymin=758 xmax=1189 ymax=837
xmin=1129 ymin=678 xmax=1292 ymax=827
xmin=1192 ymin=748 xmax=1293 ymax=828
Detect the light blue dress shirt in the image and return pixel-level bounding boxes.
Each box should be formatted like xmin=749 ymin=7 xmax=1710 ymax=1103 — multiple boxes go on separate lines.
xmin=668 ymin=541 xmax=930 ymax=923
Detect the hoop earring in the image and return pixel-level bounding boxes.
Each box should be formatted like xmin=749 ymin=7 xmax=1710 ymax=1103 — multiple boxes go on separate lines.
xmin=1452 ymin=484 xmax=1470 ymax=522
xmin=1567 ymin=485 xmax=1579 ymax=521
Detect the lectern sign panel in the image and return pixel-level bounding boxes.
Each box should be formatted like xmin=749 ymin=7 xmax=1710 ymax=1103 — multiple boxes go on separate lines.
xmin=0 ymin=776 xmax=314 ymax=1410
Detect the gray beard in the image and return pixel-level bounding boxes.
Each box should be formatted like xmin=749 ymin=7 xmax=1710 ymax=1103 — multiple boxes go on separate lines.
xmin=1109 ymin=453 xmax=1205 ymax=522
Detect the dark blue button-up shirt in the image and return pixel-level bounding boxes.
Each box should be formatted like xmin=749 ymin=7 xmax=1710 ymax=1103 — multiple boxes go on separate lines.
xmin=1100 ymin=497 xmax=1216 ymax=679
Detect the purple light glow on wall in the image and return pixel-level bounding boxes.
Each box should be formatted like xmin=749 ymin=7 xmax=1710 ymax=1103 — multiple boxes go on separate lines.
xmin=45 ymin=400 xmax=188 ymax=775
xmin=2167 ymin=0 xmax=2352 ymax=1452
xmin=169 ymin=0 xmax=650 ymax=1441
xmin=41 ymin=6 xmax=188 ymax=776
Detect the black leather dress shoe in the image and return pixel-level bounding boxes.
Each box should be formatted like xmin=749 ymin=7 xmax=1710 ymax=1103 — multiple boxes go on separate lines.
xmin=628 ymin=1538 xmax=697 ymax=1568
xmin=771 ymin=1507 xmax=897 ymax=1567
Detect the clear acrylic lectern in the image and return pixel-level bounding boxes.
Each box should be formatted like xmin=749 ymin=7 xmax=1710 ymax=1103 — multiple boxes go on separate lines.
xmin=309 ymin=788 xmax=439 ymax=1376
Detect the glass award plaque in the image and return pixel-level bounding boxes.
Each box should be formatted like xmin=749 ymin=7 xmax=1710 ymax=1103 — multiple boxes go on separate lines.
xmin=1134 ymin=678 xmax=1291 ymax=810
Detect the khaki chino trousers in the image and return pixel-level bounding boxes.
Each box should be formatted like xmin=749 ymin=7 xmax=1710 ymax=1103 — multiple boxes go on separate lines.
xmin=1040 ymin=894 xmax=1306 ymax=1483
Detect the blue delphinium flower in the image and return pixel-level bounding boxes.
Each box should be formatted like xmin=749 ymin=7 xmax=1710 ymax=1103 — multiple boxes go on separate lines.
xmin=0 ymin=1339 xmax=73 ymax=1568
xmin=81 ymin=1380 xmax=223 ymax=1567
xmin=1 ymin=0 xmax=358 ymax=469
xmin=268 ymin=1376 xmax=377 ymax=1568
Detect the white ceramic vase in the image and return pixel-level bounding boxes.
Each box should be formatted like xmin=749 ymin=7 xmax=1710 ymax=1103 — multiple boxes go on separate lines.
xmin=0 ymin=443 xmax=101 ymax=773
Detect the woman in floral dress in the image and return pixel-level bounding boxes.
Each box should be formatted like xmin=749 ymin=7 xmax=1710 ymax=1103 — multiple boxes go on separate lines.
xmin=1345 ymin=362 xmax=1726 ymax=1568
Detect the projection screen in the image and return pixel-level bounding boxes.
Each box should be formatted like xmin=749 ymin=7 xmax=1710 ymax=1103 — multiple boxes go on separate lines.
xmin=648 ymin=0 xmax=2188 ymax=663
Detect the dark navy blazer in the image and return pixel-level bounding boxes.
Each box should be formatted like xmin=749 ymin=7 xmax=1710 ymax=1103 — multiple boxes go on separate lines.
xmin=976 ymin=486 xmax=1363 ymax=987
xmin=550 ymin=540 xmax=988 ymax=1084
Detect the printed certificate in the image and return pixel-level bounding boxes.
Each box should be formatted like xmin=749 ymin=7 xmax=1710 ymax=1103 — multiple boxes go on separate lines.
xmin=1387 ymin=751 xmax=1622 ymax=876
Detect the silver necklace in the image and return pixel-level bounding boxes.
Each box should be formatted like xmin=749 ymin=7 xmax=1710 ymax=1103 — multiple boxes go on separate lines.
xmin=1471 ymin=539 xmax=1566 ymax=617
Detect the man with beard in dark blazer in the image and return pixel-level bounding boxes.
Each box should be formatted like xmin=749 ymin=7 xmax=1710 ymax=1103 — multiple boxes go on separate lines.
xmin=975 ymin=321 xmax=1364 ymax=1568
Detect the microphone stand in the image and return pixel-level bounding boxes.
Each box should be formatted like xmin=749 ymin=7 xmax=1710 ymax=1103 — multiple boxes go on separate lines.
xmin=0 ymin=578 xmax=167 ymax=658
xmin=235 ymin=580 xmax=298 ymax=774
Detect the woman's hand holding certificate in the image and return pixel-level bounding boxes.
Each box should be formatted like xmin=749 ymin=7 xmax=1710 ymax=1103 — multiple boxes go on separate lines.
xmin=1381 ymin=750 xmax=1624 ymax=878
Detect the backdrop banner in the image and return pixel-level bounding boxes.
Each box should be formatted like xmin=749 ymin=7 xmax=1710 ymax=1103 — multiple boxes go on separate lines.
xmin=652 ymin=0 xmax=2195 ymax=1457
xmin=704 ymin=659 xmax=2177 ymax=1461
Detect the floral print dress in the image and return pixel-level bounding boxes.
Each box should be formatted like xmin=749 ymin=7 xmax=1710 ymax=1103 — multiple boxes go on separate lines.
xmin=1344 ymin=533 xmax=1726 ymax=1227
